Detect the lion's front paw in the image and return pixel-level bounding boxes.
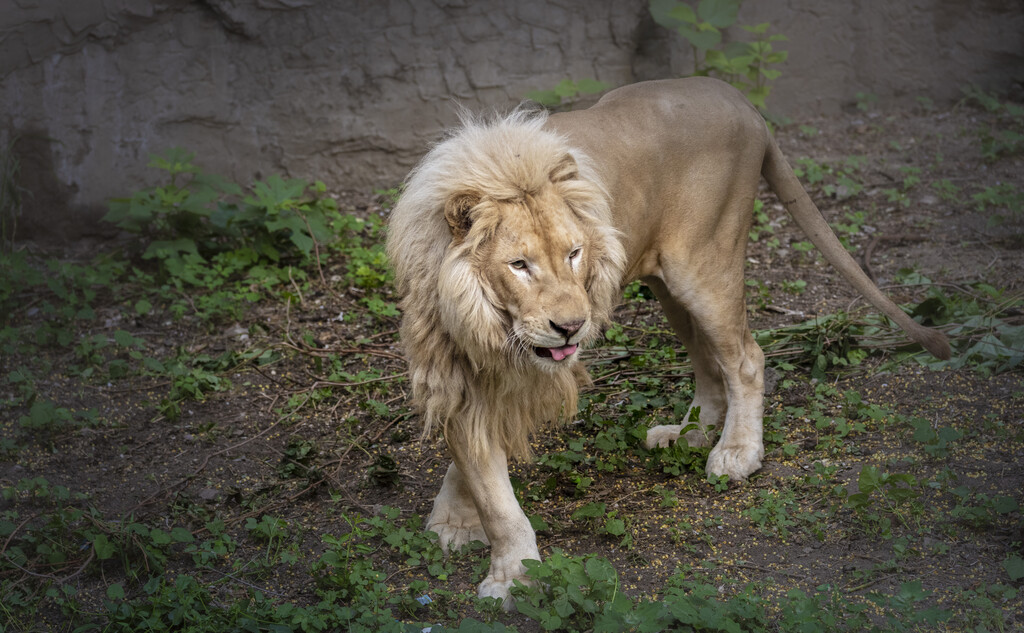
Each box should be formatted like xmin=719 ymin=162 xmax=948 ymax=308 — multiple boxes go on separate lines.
xmin=645 ymin=424 xmax=715 ymax=449
xmin=427 ymin=512 xmax=488 ymax=554
xmin=644 ymin=424 xmax=682 ymax=449
xmin=706 ymin=443 xmax=763 ymax=480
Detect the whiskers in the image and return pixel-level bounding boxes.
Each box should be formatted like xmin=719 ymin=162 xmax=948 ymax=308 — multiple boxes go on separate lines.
xmin=502 ymin=326 xmax=534 ymax=373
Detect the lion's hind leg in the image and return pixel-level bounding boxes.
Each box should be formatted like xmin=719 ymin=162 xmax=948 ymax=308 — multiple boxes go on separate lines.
xmin=643 ymin=279 xmax=728 ymax=451
xmin=427 ymin=463 xmax=489 ymax=553
xmin=645 ymin=265 xmax=766 ymax=481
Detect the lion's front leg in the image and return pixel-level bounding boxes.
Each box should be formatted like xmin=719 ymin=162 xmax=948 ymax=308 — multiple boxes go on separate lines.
xmin=444 ymin=439 xmax=539 ymax=610
xmin=427 ymin=462 xmax=489 ymax=552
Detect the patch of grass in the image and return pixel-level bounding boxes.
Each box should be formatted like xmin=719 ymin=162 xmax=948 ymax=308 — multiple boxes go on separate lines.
xmin=961 ymin=85 xmax=1024 ymax=160
xmin=511 ymin=550 xmax=952 ymax=633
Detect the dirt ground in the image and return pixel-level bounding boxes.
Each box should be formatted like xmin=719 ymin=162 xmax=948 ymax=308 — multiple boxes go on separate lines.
xmin=2 ymin=96 xmax=1023 ymax=631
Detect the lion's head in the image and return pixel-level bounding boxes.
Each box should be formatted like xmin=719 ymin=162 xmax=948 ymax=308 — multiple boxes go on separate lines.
xmin=387 ymin=108 xmax=626 ymax=457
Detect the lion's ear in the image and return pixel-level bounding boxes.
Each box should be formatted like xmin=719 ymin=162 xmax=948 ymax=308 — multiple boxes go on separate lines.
xmin=549 ymin=153 xmax=578 ymax=183
xmin=444 ymin=192 xmax=480 ymax=241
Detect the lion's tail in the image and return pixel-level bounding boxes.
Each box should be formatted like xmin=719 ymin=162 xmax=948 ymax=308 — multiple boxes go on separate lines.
xmin=761 ymin=133 xmax=951 ymax=360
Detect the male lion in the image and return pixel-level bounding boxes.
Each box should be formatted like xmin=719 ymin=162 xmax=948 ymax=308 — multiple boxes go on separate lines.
xmin=386 ymin=77 xmax=950 ymax=607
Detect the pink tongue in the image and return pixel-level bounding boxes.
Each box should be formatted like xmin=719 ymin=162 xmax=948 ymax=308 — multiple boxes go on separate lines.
xmin=548 ymin=344 xmax=578 ymax=361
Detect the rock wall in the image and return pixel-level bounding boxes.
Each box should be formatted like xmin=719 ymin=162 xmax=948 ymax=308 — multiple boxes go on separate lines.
xmin=2 ymin=0 xmax=1022 ymax=240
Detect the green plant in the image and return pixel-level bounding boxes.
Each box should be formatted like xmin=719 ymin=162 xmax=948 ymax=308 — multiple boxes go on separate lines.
xmin=1005 ymin=555 xmax=1024 ymax=582
xmin=570 ymin=503 xmax=631 ymax=546
xmin=972 ymin=182 xmax=1024 ymax=226
xmin=906 ymin=277 xmax=1024 ymax=374
xmin=650 ymin=0 xmax=787 ymax=110
xmin=743 ymin=489 xmax=799 ymax=538
xmin=748 ymin=198 xmax=775 ymax=242
xmin=780 ymin=279 xmax=806 ymax=294
xmin=931 ymin=178 xmax=962 ymax=203
xmin=756 ymin=312 xmax=867 ymax=379
xmin=909 ymin=418 xmax=962 ymax=458
xmin=106 ymin=149 xmax=339 ymax=268
xmin=278 ymin=437 xmax=322 ymax=481
xmin=746 ymin=278 xmax=772 ymax=310
xmin=855 ymin=91 xmax=878 ymax=112
xmin=245 ymin=514 xmax=290 ymax=563
xmin=332 ymin=213 xmax=399 ymax=319
xmin=947 ymin=486 xmax=1019 ymax=529
xmin=102 ymin=149 xmax=351 ymax=323
xmin=961 ymin=85 xmax=1024 ymax=160
xmin=511 ymin=551 xmax=632 ymax=632
xmin=525 ymin=78 xmax=611 ymax=110
xmin=846 ymin=465 xmax=922 ymax=538
xmin=792 ymin=156 xmax=866 ymax=201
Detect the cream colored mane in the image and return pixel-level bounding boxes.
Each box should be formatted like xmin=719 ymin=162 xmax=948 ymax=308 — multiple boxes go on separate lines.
xmin=387 ymin=109 xmax=625 ymax=459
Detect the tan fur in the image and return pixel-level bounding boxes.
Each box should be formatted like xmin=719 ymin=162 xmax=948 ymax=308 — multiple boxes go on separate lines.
xmin=387 ymin=109 xmax=626 ymax=461
xmin=386 ymin=78 xmax=950 ymax=607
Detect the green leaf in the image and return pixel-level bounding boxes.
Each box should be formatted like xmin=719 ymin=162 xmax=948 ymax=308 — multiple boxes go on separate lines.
xmin=992 ymin=495 xmax=1019 ymax=514
xmin=1005 ymin=554 xmax=1024 ymax=581
xmin=576 ymin=78 xmax=610 ymax=95
xmin=171 ymin=527 xmax=195 ymax=543
xmin=650 ymin=0 xmax=691 ymax=28
xmin=149 ymin=528 xmax=172 ymax=546
xmin=142 ymin=356 xmax=166 ymax=373
xmin=604 ymin=517 xmax=626 ymax=536
xmin=667 ymin=3 xmax=697 ymax=24
xmin=113 ymin=330 xmax=136 ymax=348
xmin=572 ymin=502 xmax=607 ymax=520
xmin=529 ymin=514 xmax=550 ymax=531
xmin=525 ymin=89 xmax=562 ymax=107
xmin=857 ymin=465 xmax=881 ymax=495
xmin=698 ymin=0 xmax=740 ymax=28
xmin=741 ymin=22 xmax=771 ymax=34
xmin=678 ymin=24 xmax=721 ymax=51
xmin=92 ymin=534 xmax=117 ymax=560
xmin=106 ymin=583 xmax=125 ymax=600
xmin=134 ymin=298 xmax=152 ymax=315
xmin=554 ymin=79 xmax=579 ymax=99
xmin=147 ymin=147 xmax=198 ymax=175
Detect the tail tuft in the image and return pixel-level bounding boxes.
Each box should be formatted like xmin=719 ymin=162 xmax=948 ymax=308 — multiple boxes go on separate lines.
xmin=913 ymin=326 xmax=952 ymax=360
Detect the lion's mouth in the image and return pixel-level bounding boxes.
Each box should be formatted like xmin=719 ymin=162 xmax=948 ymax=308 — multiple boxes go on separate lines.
xmin=534 ymin=344 xmax=578 ymax=362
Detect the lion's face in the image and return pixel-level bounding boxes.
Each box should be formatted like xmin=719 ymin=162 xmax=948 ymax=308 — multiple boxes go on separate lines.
xmin=477 ymin=188 xmax=595 ymax=370
xmin=434 ymin=170 xmax=623 ymax=374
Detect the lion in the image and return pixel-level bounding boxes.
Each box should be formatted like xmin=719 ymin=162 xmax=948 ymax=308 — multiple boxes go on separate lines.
xmin=385 ymin=77 xmax=950 ymax=608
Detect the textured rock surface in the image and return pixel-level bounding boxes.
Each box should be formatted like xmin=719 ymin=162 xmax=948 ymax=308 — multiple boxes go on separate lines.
xmin=2 ymin=0 xmax=1022 ymax=239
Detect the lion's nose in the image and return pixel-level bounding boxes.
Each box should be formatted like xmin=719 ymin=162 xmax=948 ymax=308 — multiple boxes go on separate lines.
xmin=551 ymin=320 xmax=585 ymax=338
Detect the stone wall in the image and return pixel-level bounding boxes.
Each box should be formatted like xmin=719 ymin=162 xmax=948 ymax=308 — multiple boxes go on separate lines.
xmin=2 ymin=0 xmax=1022 ymax=240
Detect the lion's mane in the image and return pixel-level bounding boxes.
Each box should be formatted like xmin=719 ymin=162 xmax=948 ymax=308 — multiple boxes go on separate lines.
xmin=387 ymin=109 xmax=625 ymax=459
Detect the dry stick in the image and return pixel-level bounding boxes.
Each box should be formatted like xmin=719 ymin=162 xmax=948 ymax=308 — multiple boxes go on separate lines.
xmin=206 ymin=568 xmax=292 ymax=597
xmin=278 ymin=340 xmax=405 ymax=362
xmin=732 ymin=561 xmax=808 ymax=580
xmin=4 ymin=551 xmax=95 ymax=584
xmin=0 ymin=513 xmax=37 ymax=559
xmin=330 ymin=412 xmax=406 ymax=472
xmin=294 ymin=373 xmax=406 ymax=392
xmin=287 ymin=266 xmax=305 ymax=305
xmin=298 ymin=211 xmax=329 ymax=289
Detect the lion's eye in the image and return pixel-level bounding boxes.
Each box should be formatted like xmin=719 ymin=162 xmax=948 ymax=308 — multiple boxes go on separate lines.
xmin=568 ymin=247 xmax=582 ymax=261
xmin=509 ymin=259 xmax=528 ymax=270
